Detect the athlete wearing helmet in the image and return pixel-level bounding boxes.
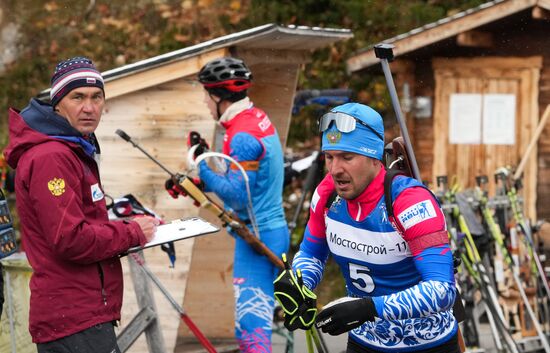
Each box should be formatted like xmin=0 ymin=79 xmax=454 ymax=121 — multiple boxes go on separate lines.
xmin=198 ymin=57 xmax=252 ymax=119
xmin=175 ymin=57 xmax=289 ymax=352
xmin=283 ymin=103 xmax=459 ymax=353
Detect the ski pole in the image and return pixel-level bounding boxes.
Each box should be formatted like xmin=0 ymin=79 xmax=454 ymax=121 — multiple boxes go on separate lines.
xmin=496 ymin=170 xmax=550 ymax=303
xmin=116 ymin=129 xmax=285 ymax=270
xmin=374 ymin=43 xmax=421 ymax=181
xmin=295 ymin=267 xmax=329 ymax=353
xmin=129 ymin=253 xmax=218 ymax=353
xmin=445 ymin=188 xmax=520 ymax=353
xmin=305 ymin=328 xmax=314 ymax=353
xmin=310 ymin=325 xmax=329 ymax=353
xmin=476 ymin=177 xmax=550 ymax=351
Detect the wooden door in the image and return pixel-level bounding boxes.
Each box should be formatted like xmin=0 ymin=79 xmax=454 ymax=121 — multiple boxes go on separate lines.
xmin=432 ymin=57 xmax=542 ymax=220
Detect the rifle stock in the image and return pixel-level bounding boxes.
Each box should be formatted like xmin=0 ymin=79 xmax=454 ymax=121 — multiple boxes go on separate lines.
xmin=115 ymin=129 xmax=285 ymax=271
xmin=173 ymin=175 xmax=284 ymax=270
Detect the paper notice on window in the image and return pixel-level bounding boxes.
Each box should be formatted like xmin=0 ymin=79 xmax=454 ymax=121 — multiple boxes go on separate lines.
xmin=449 ymin=94 xmax=482 ymax=144
xmin=482 ymin=94 xmax=516 ymax=145
xmin=129 ymin=217 xmax=219 ymax=252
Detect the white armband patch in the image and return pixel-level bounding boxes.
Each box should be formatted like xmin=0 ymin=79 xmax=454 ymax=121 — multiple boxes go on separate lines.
xmin=397 ymin=200 xmax=436 ymax=230
xmin=91 ymin=183 xmax=104 ymax=202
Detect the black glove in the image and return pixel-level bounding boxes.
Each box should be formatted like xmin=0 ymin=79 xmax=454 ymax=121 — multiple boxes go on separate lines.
xmin=273 ymin=254 xmax=318 ymax=331
xmin=187 ymin=131 xmax=209 ymax=160
xmin=315 ymin=297 xmax=377 ymax=336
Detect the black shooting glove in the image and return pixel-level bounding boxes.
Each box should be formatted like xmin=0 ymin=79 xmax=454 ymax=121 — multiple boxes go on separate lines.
xmin=273 ymin=254 xmax=318 ymax=331
xmin=315 ymin=297 xmax=377 ymax=336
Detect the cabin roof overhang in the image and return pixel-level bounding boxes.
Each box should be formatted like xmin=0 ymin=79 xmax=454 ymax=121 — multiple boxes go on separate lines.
xmin=38 ymin=24 xmax=352 ymax=100
xmin=346 ymin=0 xmax=549 ymax=73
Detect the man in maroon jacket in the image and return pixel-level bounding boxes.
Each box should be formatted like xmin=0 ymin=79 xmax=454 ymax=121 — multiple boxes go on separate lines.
xmin=4 ymin=57 xmax=158 ymax=353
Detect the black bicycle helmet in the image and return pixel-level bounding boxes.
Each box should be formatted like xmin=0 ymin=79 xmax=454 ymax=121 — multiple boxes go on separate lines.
xmin=198 ymin=57 xmax=252 ymax=92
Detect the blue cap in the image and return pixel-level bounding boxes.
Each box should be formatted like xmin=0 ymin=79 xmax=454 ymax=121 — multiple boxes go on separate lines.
xmin=321 ymin=103 xmax=385 ymax=160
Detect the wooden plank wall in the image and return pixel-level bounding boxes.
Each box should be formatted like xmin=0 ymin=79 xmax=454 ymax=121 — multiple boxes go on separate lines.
xmin=247 ymin=62 xmax=301 ymax=147
xmin=400 ymin=19 xmax=550 ymax=220
xmin=411 ymin=65 xmax=436 ymax=185
xmin=97 ymin=77 xmax=215 ymax=353
xmin=431 ymin=57 xmax=541 ymax=220
xmin=176 ymin=207 xmax=236 ymax=344
xmin=535 ymin=55 xmax=550 ymax=220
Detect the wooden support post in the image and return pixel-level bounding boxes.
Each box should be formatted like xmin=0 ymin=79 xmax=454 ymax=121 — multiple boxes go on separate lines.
xmin=117 ymin=307 xmax=157 ymax=352
xmin=117 ymin=252 xmax=166 ymax=353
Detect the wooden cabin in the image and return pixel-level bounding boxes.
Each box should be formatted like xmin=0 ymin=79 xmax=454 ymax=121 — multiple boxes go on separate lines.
xmin=92 ymin=24 xmax=352 ymax=353
xmin=347 ymin=0 xmax=550 ymax=222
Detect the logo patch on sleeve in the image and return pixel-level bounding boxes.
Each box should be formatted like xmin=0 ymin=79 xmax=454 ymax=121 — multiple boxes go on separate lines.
xmin=397 ymin=200 xmax=436 ymax=230
xmin=258 ymin=116 xmax=271 ymax=131
xmin=91 ymin=183 xmax=104 ymax=202
xmin=48 ymin=178 xmax=66 ymax=196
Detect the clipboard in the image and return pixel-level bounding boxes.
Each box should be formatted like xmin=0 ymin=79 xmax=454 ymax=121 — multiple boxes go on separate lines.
xmin=127 ymin=217 xmax=220 ymax=253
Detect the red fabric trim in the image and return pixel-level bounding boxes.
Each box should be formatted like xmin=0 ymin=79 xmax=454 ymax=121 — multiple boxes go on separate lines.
xmin=203 ymin=79 xmax=251 ymax=92
xmin=407 ymin=230 xmax=449 ymax=256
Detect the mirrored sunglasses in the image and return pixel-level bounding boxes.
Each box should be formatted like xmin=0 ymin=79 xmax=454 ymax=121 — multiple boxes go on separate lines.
xmin=319 ymin=111 xmax=384 ymax=141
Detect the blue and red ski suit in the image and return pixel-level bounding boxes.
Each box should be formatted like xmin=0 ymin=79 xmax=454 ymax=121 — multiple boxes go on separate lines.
xmin=198 ymin=98 xmax=289 ymax=352
xmin=293 ymin=169 xmax=458 ymax=352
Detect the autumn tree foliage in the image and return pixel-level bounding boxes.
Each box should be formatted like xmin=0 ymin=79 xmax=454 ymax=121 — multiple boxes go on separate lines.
xmin=0 ymin=0 xmax=484 ymax=147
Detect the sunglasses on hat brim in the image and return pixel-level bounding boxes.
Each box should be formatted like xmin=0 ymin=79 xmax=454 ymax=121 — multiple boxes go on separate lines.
xmin=319 ymin=111 xmax=384 ymax=141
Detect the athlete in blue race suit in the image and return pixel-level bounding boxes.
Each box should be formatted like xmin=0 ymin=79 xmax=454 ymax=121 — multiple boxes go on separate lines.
xmin=169 ymin=57 xmax=289 ymax=352
xmin=290 ymin=103 xmax=459 ymax=353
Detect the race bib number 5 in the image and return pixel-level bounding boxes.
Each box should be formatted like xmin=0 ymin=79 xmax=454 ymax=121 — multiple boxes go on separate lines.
xmin=349 ymin=263 xmax=375 ymax=293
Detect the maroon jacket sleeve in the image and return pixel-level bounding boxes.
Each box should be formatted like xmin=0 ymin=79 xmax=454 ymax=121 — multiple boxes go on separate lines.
xmin=22 ymin=148 xmax=146 ymax=264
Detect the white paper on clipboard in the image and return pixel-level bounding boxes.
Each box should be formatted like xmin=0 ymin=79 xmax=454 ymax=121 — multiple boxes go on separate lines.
xmin=131 ymin=217 xmax=219 ymax=252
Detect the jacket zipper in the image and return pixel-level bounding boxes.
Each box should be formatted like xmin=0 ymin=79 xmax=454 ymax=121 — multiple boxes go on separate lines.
xmin=97 ymin=263 xmax=107 ymax=306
